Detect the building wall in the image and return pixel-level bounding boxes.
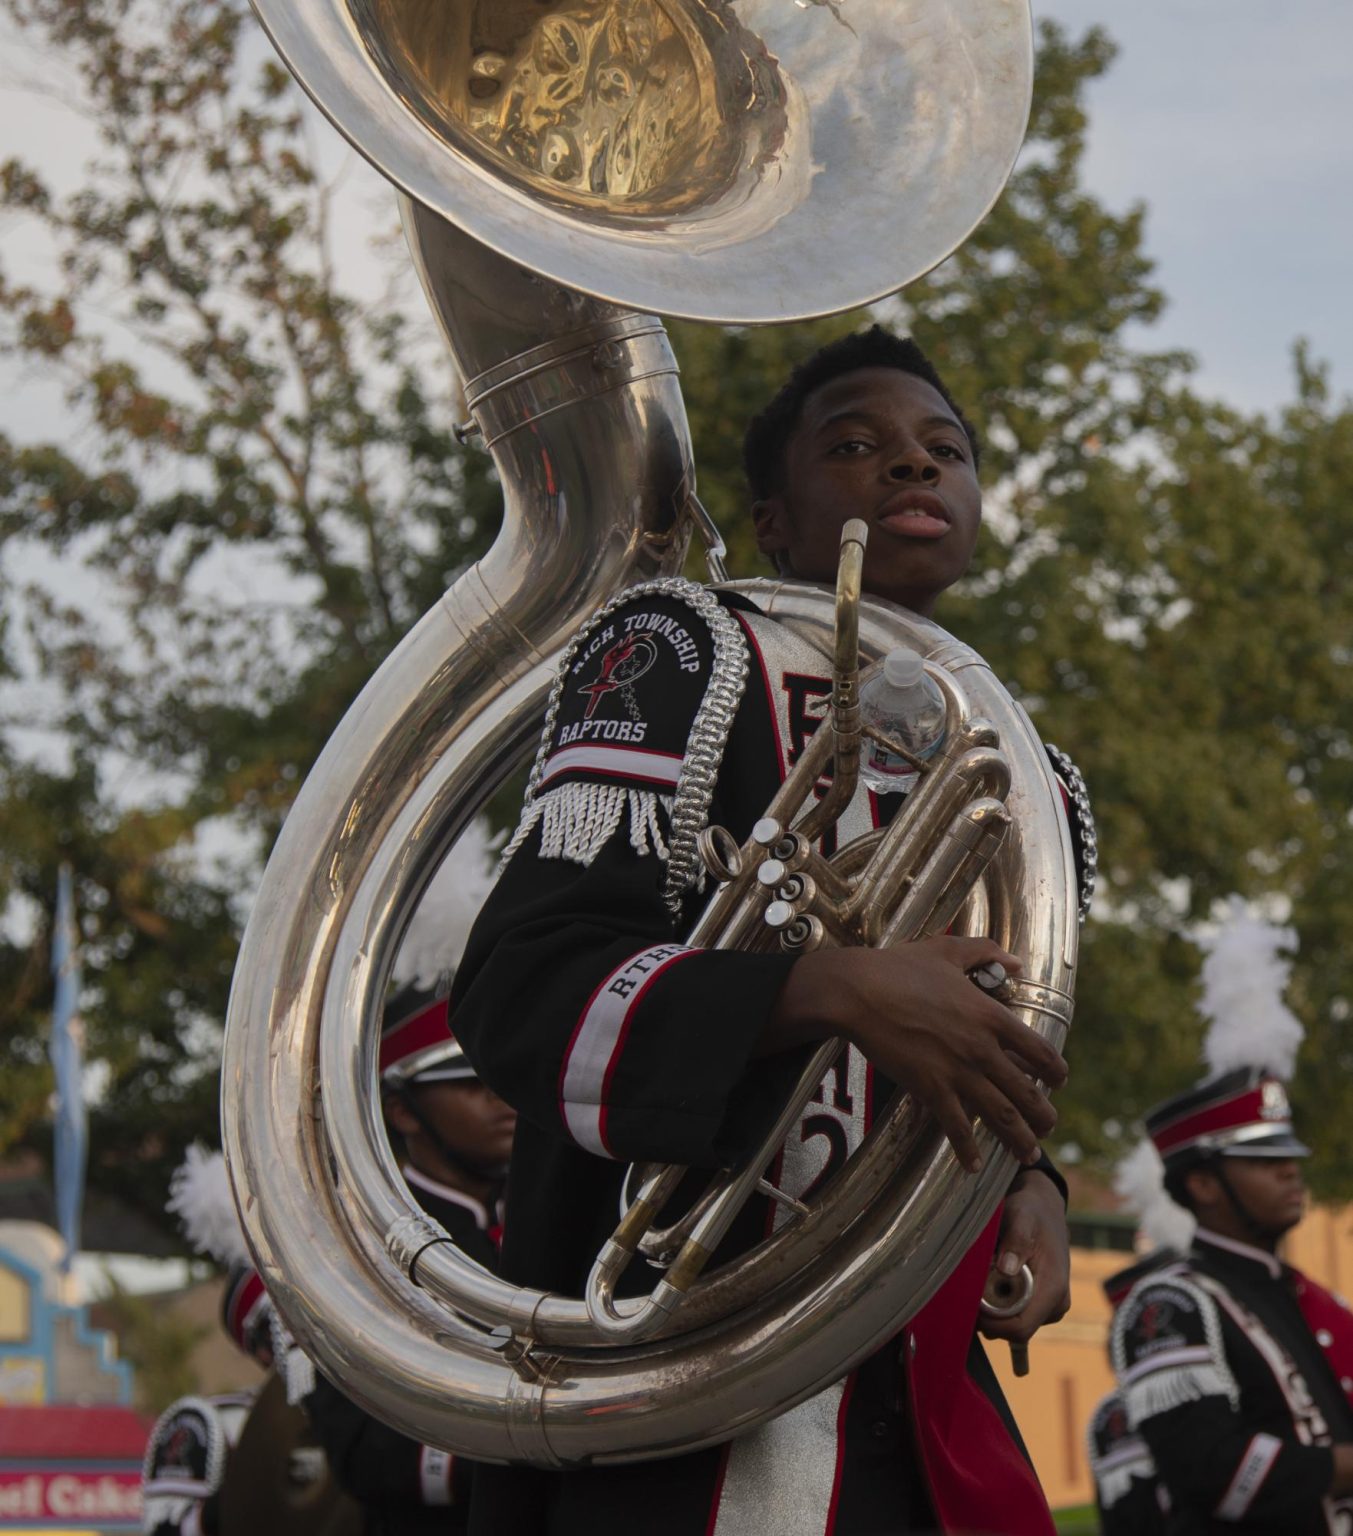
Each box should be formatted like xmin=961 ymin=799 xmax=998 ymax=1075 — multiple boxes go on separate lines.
xmin=0 ymin=1238 xmax=132 ymax=1408
xmin=992 ymin=1203 xmax=1353 ymax=1511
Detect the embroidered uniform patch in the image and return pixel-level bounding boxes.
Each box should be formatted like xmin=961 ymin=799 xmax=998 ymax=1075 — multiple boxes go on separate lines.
xmin=1087 ymin=1391 xmax=1156 ymax=1511
xmin=552 ymin=597 xmax=711 ymax=772
xmin=1118 ymin=1278 xmax=1208 ymax=1361
xmin=1113 ymin=1274 xmax=1238 ymax=1425
xmin=503 ymin=580 xmax=749 ymax=915
xmin=143 ymin=1397 xmax=229 ymax=1496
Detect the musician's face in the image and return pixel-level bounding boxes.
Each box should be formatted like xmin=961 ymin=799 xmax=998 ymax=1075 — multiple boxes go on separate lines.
xmin=416 ymin=1080 xmax=518 ymax=1173
xmin=753 ymin=368 xmax=982 ymax=615
xmin=1189 ymin=1155 xmax=1307 ymax=1242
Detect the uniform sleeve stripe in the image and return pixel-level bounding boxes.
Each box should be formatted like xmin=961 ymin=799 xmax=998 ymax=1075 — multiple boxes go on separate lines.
xmin=539 ymin=744 xmax=684 ymax=790
xmin=559 ymin=945 xmax=700 ymax=1158
xmin=1091 ymin=1442 xmax=1154 ymax=1476
xmin=418 ymin=1445 xmax=454 ymax=1505
xmin=1119 ymin=1344 xmax=1214 ymax=1384
xmin=145 ymin=1479 xmax=212 ymax=1498
xmin=1215 ymin=1432 xmax=1282 ymax=1520
xmin=224 ymin=1270 xmax=268 ymax=1348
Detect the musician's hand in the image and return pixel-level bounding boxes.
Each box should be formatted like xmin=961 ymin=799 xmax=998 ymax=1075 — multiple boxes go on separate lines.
xmin=979 ymin=1169 xmax=1071 ymax=1344
xmin=767 ymin=936 xmax=1067 ymax=1171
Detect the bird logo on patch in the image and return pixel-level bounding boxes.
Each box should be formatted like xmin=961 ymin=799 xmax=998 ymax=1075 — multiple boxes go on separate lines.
xmin=579 ymin=634 xmax=658 ymax=719
xmin=1138 ymin=1300 xmax=1174 ymax=1340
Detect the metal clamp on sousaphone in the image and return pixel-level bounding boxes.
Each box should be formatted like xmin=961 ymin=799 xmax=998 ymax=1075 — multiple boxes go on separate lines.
xmin=222 ymin=0 xmax=1072 ymax=1469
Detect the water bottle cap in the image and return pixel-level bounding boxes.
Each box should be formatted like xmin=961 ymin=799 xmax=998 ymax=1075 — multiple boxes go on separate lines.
xmin=882 ymin=649 xmax=924 ymax=689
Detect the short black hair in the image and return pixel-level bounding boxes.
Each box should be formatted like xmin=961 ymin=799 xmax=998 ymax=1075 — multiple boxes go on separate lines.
xmin=742 ymin=325 xmax=981 ymax=502
xmin=1164 ymin=1154 xmax=1224 ymax=1215
xmin=1163 ymin=1164 xmax=1198 ymax=1213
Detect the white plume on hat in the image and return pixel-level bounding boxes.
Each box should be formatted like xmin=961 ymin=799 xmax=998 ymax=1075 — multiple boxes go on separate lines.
xmin=1112 ymin=899 xmax=1302 ymax=1252
xmin=1199 ymin=896 xmax=1303 ymax=1081
xmin=166 ymin=1143 xmax=251 ymax=1267
xmin=391 ymin=818 xmax=500 ymax=991
xmin=1113 ymin=1137 xmax=1197 ymax=1253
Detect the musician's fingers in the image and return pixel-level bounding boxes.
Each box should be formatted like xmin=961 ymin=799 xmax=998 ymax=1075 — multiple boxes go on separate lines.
xmin=994 ymin=1012 xmax=1067 ymax=1089
xmin=983 ymin=1051 xmax=1057 ymax=1141
xmin=995 ymin=1187 xmax=1043 ymax=1274
xmin=962 ymin=1075 xmax=1043 ymax=1166
xmin=931 ymin=1090 xmax=983 ymax=1174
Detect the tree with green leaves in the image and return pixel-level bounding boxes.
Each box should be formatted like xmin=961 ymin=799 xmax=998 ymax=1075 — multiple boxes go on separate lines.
xmin=0 ymin=0 xmax=498 ymax=1231
xmin=95 ymin=1274 xmax=208 ymax=1413
xmin=2 ymin=0 xmax=1350 ymax=1240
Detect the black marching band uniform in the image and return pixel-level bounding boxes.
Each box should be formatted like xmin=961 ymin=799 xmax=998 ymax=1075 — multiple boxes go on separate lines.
xmin=1111 ymin=1070 xmax=1353 ymax=1533
xmin=303 ymin=988 xmax=505 ymax=1536
xmin=1088 ymin=1252 xmax=1174 ymax=1534
xmin=141 ymin=1270 xmax=275 ymax=1536
xmin=451 ymin=580 xmax=1096 ymax=1535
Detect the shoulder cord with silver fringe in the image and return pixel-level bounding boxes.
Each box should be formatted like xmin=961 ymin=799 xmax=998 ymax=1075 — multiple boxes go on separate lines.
xmin=141 ymin=1394 xmax=230 ymax=1503
xmin=1084 ymin=1397 xmax=1156 ymax=1513
xmin=501 ymin=578 xmax=750 ymax=921
xmin=1110 ymin=1266 xmax=1240 ymax=1425
xmin=270 ymin=1307 xmax=316 ymax=1405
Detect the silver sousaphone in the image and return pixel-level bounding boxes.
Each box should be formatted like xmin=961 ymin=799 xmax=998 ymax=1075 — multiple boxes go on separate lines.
xmin=222 ymin=0 xmax=1073 ymax=1467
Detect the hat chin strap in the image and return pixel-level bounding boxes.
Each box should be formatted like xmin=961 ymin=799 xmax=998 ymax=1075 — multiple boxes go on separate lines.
xmin=1210 ymin=1158 xmax=1284 ymax=1252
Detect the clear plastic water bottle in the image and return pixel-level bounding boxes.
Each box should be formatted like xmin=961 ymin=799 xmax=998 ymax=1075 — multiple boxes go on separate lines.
xmin=859 ymin=649 xmax=947 ymax=795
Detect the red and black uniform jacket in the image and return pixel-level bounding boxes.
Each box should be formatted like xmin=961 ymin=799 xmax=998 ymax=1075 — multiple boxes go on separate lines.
xmin=304 ymin=1170 xmax=500 ymax=1536
xmin=1112 ymin=1229 xmax=1353 ymax=1533
xmin=452 ymin=582 xmax=1090 ymax=1536
xmin=142 ymin=1393 xmax=253 ymax=1536
xmin=1087 ymin=1387 xmax=1167 ymax=1535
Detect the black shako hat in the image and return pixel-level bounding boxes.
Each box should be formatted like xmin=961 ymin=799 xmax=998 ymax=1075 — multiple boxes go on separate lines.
xmin=379 ymin=980 xmax=478 ymax=1089
xmin=1145 ymin=1065 xmax=1310 ymax=1172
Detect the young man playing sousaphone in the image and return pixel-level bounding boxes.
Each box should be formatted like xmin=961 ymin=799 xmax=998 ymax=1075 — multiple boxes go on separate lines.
xmin=451 ymin=327 xmax=1097 ymax=1534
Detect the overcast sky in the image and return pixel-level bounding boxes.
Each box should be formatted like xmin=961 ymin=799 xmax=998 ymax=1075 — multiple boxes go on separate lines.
xmin=1038 ymin=0 xmax=1353 ymax=413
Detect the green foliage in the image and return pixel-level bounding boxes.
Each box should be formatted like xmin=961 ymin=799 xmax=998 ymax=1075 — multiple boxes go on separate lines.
xmin=97 ymin=1274 xmax=208 ymax=1414
xmin=0 ymin=0 xmax=497 ymax=1233
xmin=2 ymin=1 xmax=1351 ymax=1231
xmin=1052 ymin=1505 xmax=1099 ymax=1536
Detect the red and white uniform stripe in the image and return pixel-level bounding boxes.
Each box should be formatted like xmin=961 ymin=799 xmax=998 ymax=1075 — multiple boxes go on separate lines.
xmin=539 ymin=744 xmax=684 ymax=791
xmin=558 ymin=944 xmax=700 ymax=1157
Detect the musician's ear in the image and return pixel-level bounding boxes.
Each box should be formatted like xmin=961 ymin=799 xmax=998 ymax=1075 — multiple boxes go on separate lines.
xmin=383 ymin=1091 xmax=420 ymax=1138
xmin=753 ymin=496 xmax=790 ymax=557
xmin=1182 ymin=1165 xmax=1220 ymax=1214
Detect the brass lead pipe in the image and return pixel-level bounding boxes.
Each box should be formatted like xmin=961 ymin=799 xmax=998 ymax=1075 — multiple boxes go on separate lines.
xmin=795 ymin=520 xmax=867 ymax=844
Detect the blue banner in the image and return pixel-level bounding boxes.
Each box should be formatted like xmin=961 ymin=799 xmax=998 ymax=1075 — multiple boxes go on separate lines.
xmin=50 ymin=862 xmax=87 ymax=1274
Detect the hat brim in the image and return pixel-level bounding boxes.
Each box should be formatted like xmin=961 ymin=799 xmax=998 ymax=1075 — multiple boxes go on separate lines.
xmin=1220 ymin=1131 xmax=1311 ymax=1159
xmin=395 ymin=1062 xmax=479 ymax=1087
xmin=381 ymin=1037 xmax=478 ymax=1090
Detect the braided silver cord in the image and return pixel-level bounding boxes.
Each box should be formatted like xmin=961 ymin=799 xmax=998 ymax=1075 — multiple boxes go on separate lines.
xmin=1045 ymin=742 xmax=1097 ymax=922
xmin=660 ymin=588 xmax=749 ymax=914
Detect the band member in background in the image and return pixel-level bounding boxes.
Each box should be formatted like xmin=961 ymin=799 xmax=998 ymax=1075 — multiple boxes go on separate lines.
xmin=1087 ymin=1252 xmax=1174 ymax=1535
xmin=451 ymin=327 xmax=1097 ymax=1535
xmin=1111 ymin=1067 xmax=1353 ymax=1532
xmin=302 ymin=985 xmax=515 ymax=1535
xmin=146 ymin=1152 xmax=326 ymax=1536
xmin=140 ymin=1271 xmax=276 ymax=1536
